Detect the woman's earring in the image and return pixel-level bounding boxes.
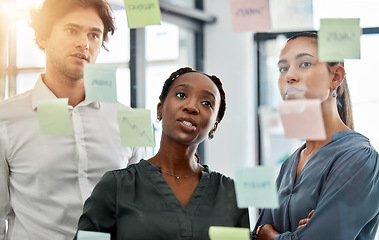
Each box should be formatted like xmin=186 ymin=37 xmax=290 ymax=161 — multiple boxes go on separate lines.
xmin=332 ymin=92 xmax=337 ymax=98
xmin=156 ymin=117 xmax=161 ymax=123
xmin=208 ymin=131 xmax=214 ymax=140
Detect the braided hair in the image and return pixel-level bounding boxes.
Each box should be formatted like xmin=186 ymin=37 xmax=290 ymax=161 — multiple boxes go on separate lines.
xmin=158 ymin=67 xmax=227 ymax=123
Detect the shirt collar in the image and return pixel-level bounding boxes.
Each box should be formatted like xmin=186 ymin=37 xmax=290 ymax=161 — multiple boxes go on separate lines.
xmin=31 ymin=74 xmax=101 ymax=110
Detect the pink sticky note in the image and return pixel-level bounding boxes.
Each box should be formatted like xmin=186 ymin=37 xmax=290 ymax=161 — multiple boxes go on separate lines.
xmin=229 ymin=0 xmax=271 ymax=33
xmin=278 ymin=99 xmax=326 ymax=140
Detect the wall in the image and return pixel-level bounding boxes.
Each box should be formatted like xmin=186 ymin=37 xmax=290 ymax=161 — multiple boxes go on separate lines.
xmin=203 ymin=0 xmax=257 ymax=178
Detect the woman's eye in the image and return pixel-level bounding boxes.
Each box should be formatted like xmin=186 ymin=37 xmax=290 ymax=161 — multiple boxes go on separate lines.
xmin=176 ymin=92 xmax=186 ymax=98
xmin=202 ymin=101 xmax=213 ymax=108
xmin=279 ymin=66 xmax=288 ymax=73
xmin=300 ymin=62 xmax=311 ymax=68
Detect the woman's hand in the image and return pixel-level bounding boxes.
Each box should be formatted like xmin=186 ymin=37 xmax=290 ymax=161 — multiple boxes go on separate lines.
xmin=296 ymin=209 xmax=315 ymax=230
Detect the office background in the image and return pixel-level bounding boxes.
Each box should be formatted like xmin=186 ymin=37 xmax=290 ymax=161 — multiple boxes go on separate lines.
xmin=1 ymin=0 xmax=379 ymax=236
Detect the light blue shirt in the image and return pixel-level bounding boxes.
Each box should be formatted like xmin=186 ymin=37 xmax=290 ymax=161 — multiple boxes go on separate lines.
xmin=255 ymin=130 xmax=379 ymax=240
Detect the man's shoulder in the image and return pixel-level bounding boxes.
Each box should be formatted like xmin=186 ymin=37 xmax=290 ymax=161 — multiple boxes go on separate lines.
xmin=0 ymin=91 xmax=33 ymax=117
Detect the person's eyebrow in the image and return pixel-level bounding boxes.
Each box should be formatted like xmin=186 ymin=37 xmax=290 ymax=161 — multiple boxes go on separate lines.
xmin=174 ymin=84 xmax=216 ymax=100
xmin=201 ymin=90 xmax=216 ymax=101
xmin=277 ymin=53 xmax=314 ymax=65
xmin=63 ymin=23 xmax=103 ymax=34
xmin=296 ymin=53 xmax=314 ymax=59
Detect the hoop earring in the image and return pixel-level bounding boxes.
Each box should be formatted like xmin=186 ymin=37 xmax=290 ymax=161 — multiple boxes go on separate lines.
xmin=208 ymin=131 xmax=214 ymax=140
xmin=156 ymin=117 xmax=161 ymax=123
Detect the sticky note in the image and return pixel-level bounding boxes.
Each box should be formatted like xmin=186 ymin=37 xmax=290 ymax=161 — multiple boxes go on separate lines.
xmin=209 ymin=226 xmax=250 ymax=240
xmin=77 ymin=230 xmax=110 ymax=240
xmin=118 ymin=109 xmax=155 ymax=147
xmin=37 ymin=98 xmax=72 ymax=135
xmin=278 ymin=99 xmax=326 ymax=140
xmin=234 ymin=166 xmax=279 ymax=208
xmin=318 ymin=18 xmax=361 ymax=62
xmin=124 ymin=0 xmax=161 ymax=29
xmin=270 ymin=0 xmax=313 ymax=32
xmin=84 ymin=64 xmax=118 ymax=103
xmin=229 ymin=0 xmax=271 ymax=33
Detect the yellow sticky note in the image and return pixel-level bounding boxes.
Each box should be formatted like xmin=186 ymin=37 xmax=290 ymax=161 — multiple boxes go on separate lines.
xmin=124 ymin=0 xmax=161 ymax=29
xmin=209 ymin=226 xmax=250 ymax=240
xmin=234 ymin=166 xmax=279 ymax=208
xmin=118 ymin=109 xmax=155 ymax=147
xmin=37 ymin=98 xmax=72 ymax=136
xmin=318 ymin=18 xmax=361 ymax=62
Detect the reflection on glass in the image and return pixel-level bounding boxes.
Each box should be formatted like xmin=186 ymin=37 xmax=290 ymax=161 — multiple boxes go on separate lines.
xmin=116 ymin=68 xmax=131 ymax=106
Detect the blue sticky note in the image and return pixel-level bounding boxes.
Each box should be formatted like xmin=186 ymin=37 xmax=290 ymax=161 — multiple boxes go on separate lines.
xmin=318 ymin=18 xmax=361 ymax=62
xmin=234 ymin=166 xmax=279 ymax=208
xmin=37 ymin=98 xmax=73 ymax=136
xmin=84 ymin=63 xmax=118 ymax=103
xmin=118 ymin=109 xmax=155 ymax=147
xmin=77 ymin=230 xmax=110 ymax=240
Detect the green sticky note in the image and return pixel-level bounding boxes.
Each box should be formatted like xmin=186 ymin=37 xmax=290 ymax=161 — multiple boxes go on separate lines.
xmin=124 ymin=0 xmax=161 ymax=28
xmin=37 ymin=98 xmax=72 ymax=136
xmin=234 ymin=166 xmax=279 ymax=208
xmin=209 ymin=226 xmax=250 ymax=240
xmin=318 ymin=18 xmax=361 ymax=62
xmin=84 ymin=64 xmax=118 ymax=103
xmin=118 ymin=109 xmax=155 ymax=147
xmin=77 ymin=230 xmax=110 ymax=240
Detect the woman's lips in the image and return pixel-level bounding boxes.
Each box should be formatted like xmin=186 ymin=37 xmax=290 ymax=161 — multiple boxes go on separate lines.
xmin=285 ymin=87 xmax=305 ymax=98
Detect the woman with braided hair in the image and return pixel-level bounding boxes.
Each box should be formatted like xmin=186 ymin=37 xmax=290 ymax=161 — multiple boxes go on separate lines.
xmin=74 ymin=67 xmax=249 ymax=240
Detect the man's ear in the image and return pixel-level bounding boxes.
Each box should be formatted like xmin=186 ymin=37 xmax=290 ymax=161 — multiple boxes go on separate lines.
xmin=331 ymin=65 xmax=345 ymax=90
xmin=212 ymin=121 xmax=219 ymax=133
xmin=37 ymin=36 xmax=49 ymax=51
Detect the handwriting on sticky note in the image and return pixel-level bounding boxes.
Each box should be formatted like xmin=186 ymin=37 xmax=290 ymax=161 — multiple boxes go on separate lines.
xmin=91 ymin=79 xmax=113 ymax=87
xmin=118 ymin=109 xmax=155 ymax=147
xmin=37 ymin=98 xmax=72 ymax=136
xmin=278 ymin=99 xmax=326 ymax=140
xmin=209 ymin=226 xmax=250 ymax=240
xmin=229 ymin=0 xmax=271 ymax=33
xmin=318 ymin=18 xmax=361 ymax=62
xmin=77 ymin=230 xmax=110 ymax=240
xmin=234 ymin=166 xmax=279 ymax=208
xmin=84 ymin=64 xmax=118 ymax=103
xmin=124 ymin=0 xmax=161 ymax=29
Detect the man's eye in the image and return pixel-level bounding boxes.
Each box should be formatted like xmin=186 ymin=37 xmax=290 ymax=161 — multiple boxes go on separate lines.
xmin=89 ymin=33 xmax=100 ymax=39
xmin=67 ymin=28 xmax=76 ymax=34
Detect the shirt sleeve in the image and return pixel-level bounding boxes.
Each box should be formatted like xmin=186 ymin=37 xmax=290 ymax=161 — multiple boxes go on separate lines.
xmin=276 ymin=147 xmax=379 ymax=240
xmin=74 ymin=171 xmax=118 ymax=239
xmin=252 ymin=209 xmax=274 ymax=239
xmin=0 ymin=122 xmax=10 ymax=240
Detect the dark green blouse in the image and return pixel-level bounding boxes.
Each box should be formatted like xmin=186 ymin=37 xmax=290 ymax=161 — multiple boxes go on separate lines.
xmin=75 ymin=160 xmax=249 ymax=240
